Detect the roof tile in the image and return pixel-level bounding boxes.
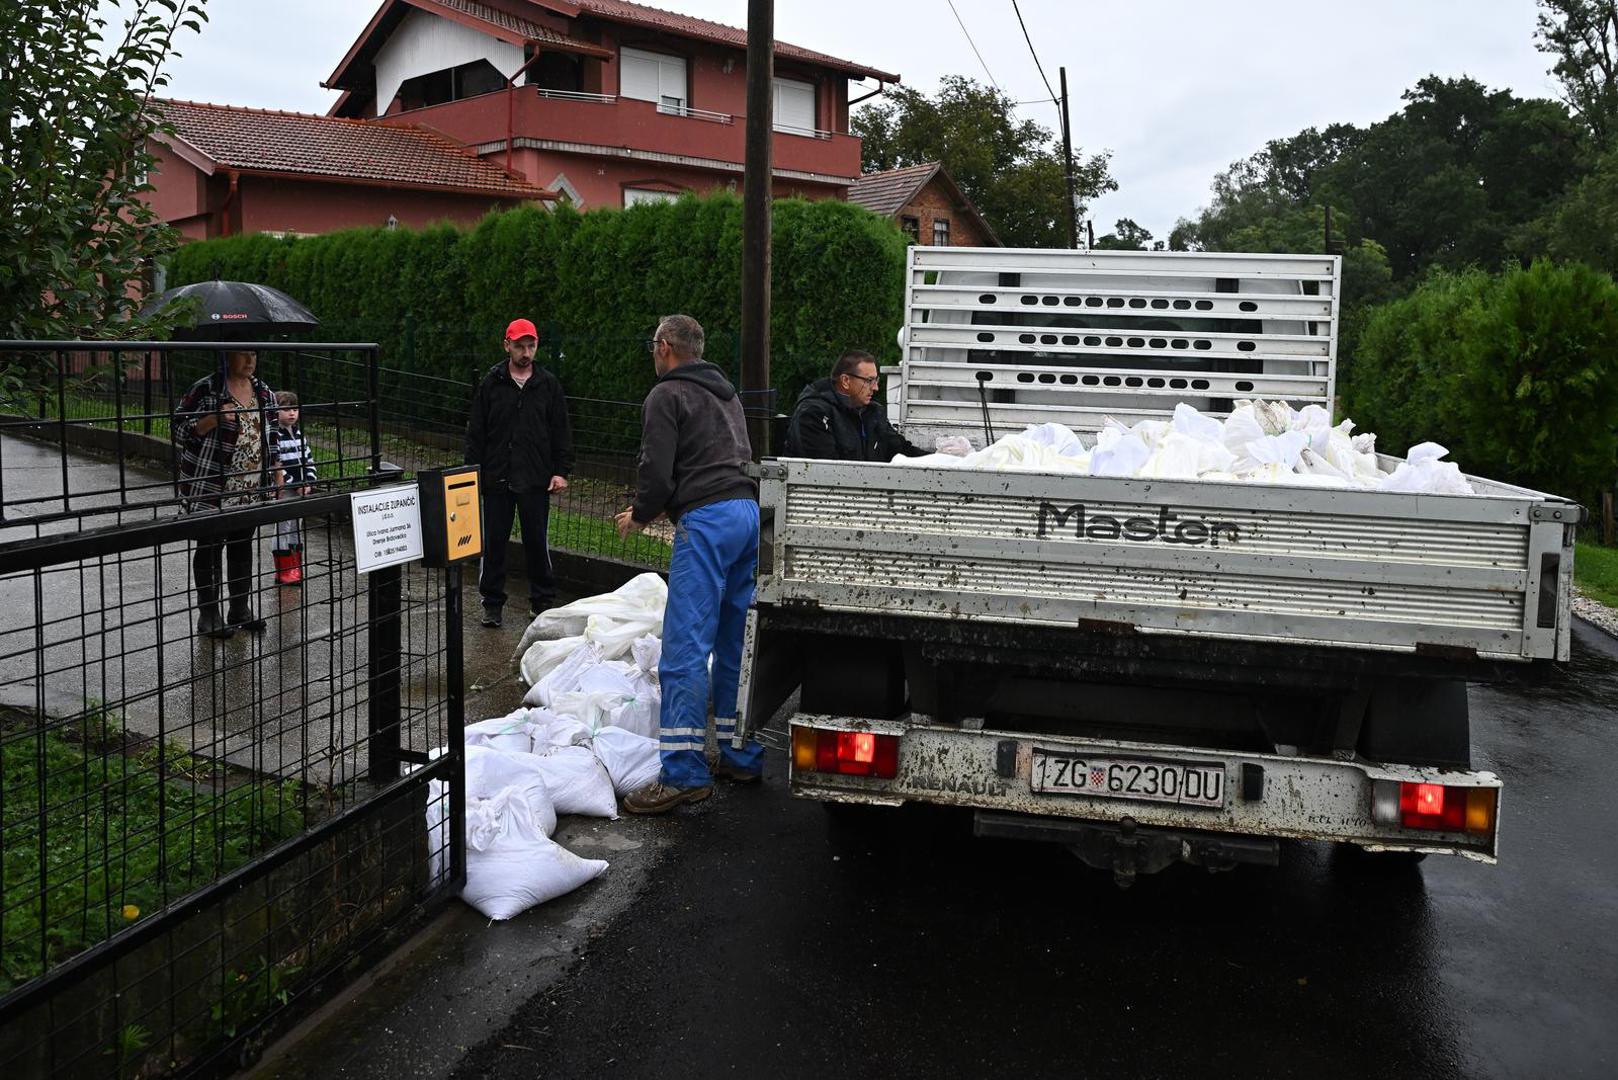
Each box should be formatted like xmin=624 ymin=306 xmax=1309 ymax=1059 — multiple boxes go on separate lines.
xmin=566 ymin=1 xmax=899 ymax=82
xmin=154 ymin=99 xmax=551 ymax=199
xmin=847 ymin=162 xmax=941 ymax=219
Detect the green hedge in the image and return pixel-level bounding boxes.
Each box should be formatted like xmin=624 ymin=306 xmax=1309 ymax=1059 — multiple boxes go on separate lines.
xmin=1343 ymin=260 xmax=1618 ymax=506
xmin=166 ymin=194 xmax=909 ymax=405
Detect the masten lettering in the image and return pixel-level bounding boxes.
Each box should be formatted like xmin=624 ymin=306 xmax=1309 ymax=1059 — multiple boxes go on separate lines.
xmin=1036 ymin=502 xmax=1240 ymax=547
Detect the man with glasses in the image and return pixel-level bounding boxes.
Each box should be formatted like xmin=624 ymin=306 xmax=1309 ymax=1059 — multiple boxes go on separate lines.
xmin=783 ymin=349 xmax=927 ymax=461
xmin=614 ymin=314 xmax=765 ymax=813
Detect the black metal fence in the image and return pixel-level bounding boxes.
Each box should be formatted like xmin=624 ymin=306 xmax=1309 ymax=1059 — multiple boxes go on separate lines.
xmin=0 ymin=342 xmax=674 ymax=569
xmin=0 ymin=344 xmax=467 ymax=1077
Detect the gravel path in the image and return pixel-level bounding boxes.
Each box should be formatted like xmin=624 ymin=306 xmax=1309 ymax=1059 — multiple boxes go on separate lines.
xmin=1574 ymin=590 xmax=1618 ymax=639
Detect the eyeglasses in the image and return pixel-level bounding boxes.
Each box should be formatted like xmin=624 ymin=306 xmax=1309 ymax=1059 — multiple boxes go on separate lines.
xmin=845 ymin=373 xmax=880 ymax=387
xmin=645 ymin=338 xmax=664 ymax=353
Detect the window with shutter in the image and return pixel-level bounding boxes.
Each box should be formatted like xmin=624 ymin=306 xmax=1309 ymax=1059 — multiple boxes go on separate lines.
xmin=773 ymin=77 xmax=816 ymax=134
xmin=621 ymin=47 xmax=687 ymax=113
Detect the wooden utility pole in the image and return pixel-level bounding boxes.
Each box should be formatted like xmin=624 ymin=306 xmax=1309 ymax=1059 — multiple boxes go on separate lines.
xmin=1059 ymin=66 xmax=1077 ymax=250
xmin=740 ymin=0 xmax=774 ymax=458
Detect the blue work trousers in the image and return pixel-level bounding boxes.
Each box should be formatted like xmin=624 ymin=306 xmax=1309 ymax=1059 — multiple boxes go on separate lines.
xmin=658 ymin=499 xmax=765 ymax=788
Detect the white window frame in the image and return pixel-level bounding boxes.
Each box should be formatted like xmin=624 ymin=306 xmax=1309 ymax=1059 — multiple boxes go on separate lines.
xmin=620 ymin=46 xmax=687 ymax=114
xmin=624 ymin=187 xmax=679 ymax=208
xmin=932 ymin=218 xmax=951 ymax=246
xmin=773 ymin=76 xmax=816 ymax=135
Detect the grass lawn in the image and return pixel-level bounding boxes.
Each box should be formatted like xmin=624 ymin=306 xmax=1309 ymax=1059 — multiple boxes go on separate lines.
xmin=1575 ymin=542 xmax=1618 ymax=610
xmin=545 ymin=508 xmax=672 ymax=569
xmin=0 ymin=721 xmax=304 ymax=994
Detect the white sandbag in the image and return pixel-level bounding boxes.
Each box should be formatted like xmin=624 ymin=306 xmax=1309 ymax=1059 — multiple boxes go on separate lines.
xmin=532 ymin=744 xmax=620 ymax=818
xmin=1019 ymin=422 xmax=1088 ymax=458
xmin=934 ymin=434 xmax=974 ymax=457
xmin=531 ymin=641 xmax=604 ymax=706
xmin=461 ymin=786 xmax=607 ymax=920
xmin=577 ymin=660 xmax=640 ymax=697
xmin=583 ymin=612 xmax=654 ymax=661
xmin=1380 ymin=443 xmax=1474 ymax=495
xmin=463 ymin=746 xmax=558 ymax=835
xmin=525 ymin=709 xmax=594 ymax=749
xmin=591 ymin=725 xmax=661 ymax=796
xmin=631 ymin=633 xmax=661 ymax=675
xmin=1089 ymin=426 xmax=1151 ymax=477
xmin=515 ymin=573 xmax=668 ymax=655
xmin=518 ymin=634 xmax=585 ymax=690
xmin=606 ymin=685 xmax=660 ymax=740
xmin=464 ymin=713 xmax=536 ymax=754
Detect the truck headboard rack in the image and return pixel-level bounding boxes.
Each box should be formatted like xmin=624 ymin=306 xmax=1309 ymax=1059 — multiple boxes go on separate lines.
xmin=896 ymin=247 xmax=1342 ymax=436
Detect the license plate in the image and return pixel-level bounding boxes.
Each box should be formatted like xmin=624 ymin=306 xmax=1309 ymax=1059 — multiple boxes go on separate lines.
xmin=1030 ymin=750 xmax=1227 ymax=809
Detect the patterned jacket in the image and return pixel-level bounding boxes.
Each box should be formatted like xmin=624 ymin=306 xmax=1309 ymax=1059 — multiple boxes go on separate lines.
xmin=173 ymin=372 xmax=281 ymax=510
xmin=274 ymin=423 xmax=317 ymax=488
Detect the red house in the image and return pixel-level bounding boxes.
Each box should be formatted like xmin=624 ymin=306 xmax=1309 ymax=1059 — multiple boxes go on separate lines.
xmin=144 ymin=0 xmax=899 ymax=237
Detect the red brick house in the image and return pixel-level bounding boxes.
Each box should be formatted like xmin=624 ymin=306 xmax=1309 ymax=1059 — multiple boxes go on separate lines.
xmin=144 ymin=0 xmax=899 ymax=235
xmin=147 ymin=99 xmax=554 ymax=239
xmin=848 ymin=162 xmax=1000 ymax=247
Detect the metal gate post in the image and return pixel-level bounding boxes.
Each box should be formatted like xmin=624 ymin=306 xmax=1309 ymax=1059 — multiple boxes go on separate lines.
xmin=445 ymin=562 xmax=467 ymax=888
xmin=366 ymin=563 xmax=403 ymax=782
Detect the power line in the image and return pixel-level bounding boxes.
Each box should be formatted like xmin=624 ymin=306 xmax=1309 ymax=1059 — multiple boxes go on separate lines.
xmin=1010 ymin=0 xmax=1060 ymax=120
xmin=945 ymin=0 xmax=1000 ymax=91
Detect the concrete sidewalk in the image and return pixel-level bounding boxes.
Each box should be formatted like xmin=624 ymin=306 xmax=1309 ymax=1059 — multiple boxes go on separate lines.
xmin=0 ymin=434 xmax=572 ymax=781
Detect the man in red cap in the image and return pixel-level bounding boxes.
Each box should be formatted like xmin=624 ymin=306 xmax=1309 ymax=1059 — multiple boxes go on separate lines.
xmin=465 ymin=318 xmax=573 ymax=627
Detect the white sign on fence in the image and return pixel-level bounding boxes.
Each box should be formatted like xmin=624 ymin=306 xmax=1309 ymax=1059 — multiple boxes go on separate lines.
xmin=350 ymin=484 xmax=424 ymax=573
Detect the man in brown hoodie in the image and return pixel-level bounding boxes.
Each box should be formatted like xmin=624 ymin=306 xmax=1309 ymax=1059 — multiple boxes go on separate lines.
xmin=615 ymin=314 xmax=765 ymax=813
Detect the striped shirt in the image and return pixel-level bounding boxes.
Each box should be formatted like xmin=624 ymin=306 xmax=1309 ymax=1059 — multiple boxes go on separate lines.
xmin=275 ymin=424 xmax=317 ymax=487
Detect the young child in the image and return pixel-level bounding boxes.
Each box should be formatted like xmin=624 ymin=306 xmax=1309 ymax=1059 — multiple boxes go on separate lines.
xmin=272 ymin=391 xmax=318 ymax=585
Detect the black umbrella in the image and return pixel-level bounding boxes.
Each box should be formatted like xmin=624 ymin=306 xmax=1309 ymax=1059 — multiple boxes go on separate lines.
xmin=142 ymin=280 xmax=319 ymax=341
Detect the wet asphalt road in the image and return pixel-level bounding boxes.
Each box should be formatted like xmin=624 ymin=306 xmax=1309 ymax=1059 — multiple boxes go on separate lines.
xmin=454 ymin=623 xmax=1618 ymax=1080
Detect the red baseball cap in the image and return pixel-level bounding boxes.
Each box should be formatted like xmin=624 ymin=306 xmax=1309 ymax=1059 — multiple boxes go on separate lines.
xmin=505 ymin=318 xmax=539 ymax=341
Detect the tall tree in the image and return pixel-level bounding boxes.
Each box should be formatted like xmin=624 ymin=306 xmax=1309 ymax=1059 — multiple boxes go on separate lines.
xmin=1176 ymin=78 xmax=1585 ymax=283
xmin=0 ymin=0 xmax=208 ymax=340
xmin=853 ymin=76 xmax=1115 ymax=248
xmin=1092 ymin=218 xmax=1156 ymax=250
xmin=1536 ymin=0 xmax=1618 ymax=141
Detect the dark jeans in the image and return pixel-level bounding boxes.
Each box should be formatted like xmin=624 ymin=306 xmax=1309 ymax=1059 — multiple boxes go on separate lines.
xmin=479 ymin=486 xmax=554 ymax=611
xmin=194 ymin=528 xmax=255 ymax=611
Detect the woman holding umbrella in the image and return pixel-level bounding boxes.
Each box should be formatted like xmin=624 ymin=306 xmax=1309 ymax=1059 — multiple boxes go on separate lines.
xmin=173 ymin=349 xmax=282 ymax=638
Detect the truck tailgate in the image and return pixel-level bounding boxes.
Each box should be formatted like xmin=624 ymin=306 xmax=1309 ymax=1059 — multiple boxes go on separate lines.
xmin=756 ymin=460 xmax=1578 ymax=662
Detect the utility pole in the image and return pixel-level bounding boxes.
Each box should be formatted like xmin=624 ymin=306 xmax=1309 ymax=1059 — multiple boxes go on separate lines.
xmin=740 ymin=0 xmax=774 ymax=458
xmin=1059 ymin=66 xmax=1077 ymax=250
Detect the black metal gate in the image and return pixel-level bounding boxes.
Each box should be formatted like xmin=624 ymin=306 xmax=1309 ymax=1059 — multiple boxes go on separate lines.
xmin=0 ymin=341 xmax=466 ymax=1077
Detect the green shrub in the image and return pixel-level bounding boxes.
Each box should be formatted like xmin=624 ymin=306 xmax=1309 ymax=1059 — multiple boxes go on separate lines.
xmin=166 ymin=195 xmax=910 ymax=406
xmin=1343 ymin=261 xmax=1618 ymax=505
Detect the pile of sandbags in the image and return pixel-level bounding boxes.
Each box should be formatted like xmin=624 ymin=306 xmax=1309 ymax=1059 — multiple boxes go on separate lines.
xmin=896 ymin=399 xmax=1474 ymax=495
xmin=427 ymin=575 xmax=672 ymax=922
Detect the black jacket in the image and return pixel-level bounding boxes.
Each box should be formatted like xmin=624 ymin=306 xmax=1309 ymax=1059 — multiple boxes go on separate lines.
xmin=783 ymin=378 xmax=926 ymax=461
xmin=631 ymin=361 xmax=757 ymax=524
xmin=465 ymin=361 xmax=574 ymax=493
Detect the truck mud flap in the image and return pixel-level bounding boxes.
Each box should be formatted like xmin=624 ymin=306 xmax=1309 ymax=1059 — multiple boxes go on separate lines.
xmin=973 ymin=809 xmax=1279 ymax=888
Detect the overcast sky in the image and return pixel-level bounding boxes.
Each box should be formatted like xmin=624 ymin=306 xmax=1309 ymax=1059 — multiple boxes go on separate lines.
xmin=154 ymin=0 xmax=1562 ymax=239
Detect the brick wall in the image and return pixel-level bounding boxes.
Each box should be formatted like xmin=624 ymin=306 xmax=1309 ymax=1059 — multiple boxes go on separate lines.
xmin=894 ymin=176 xmax=995 ymax=247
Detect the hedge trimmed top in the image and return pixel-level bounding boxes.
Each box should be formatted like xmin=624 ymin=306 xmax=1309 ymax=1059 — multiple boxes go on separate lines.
xmin=165 ymin=194 xmax=910 ymax=406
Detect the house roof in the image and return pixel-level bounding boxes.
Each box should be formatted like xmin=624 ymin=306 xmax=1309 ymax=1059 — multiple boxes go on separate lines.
xmin=152 ymin=99 xmax=553 ymax=200
xmin=327 ymin=0 xmax=898 ymax=99
xmin=848 ymin=161 xmax=1001 ymax=245
xmin=560 ymin=1 xmax=900 ymax=82
xmin=326 ymin=0 xmax=614 ymax=95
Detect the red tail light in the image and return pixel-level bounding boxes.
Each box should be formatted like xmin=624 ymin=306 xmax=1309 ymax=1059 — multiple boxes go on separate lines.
xmin=793 ymin=726 xmax=899 ymax=779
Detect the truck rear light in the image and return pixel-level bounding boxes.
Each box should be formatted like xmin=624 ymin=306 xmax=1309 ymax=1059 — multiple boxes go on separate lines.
xmin=790 ymin=726 xmax=899 ymax=779
xmin=1371 ymin=780 xmax=1496 ymax=835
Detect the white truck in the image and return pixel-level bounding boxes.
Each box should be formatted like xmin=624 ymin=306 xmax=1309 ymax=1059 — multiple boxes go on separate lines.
xmin=738 ymin=246 xmax=1580 ymax=885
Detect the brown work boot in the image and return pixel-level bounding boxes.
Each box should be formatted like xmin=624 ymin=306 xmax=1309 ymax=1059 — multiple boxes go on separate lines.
xmin=622 ymin=781 xmax=713 ymax=815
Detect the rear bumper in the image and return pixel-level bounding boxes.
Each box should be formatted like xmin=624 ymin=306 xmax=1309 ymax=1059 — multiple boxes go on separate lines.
xmin=789 ymin=714 xmax=1500 ymax=863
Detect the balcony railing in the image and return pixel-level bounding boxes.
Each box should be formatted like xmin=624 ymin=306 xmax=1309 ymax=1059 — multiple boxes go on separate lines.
xmin=534 ymin=88 xmax=617 ymax=105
